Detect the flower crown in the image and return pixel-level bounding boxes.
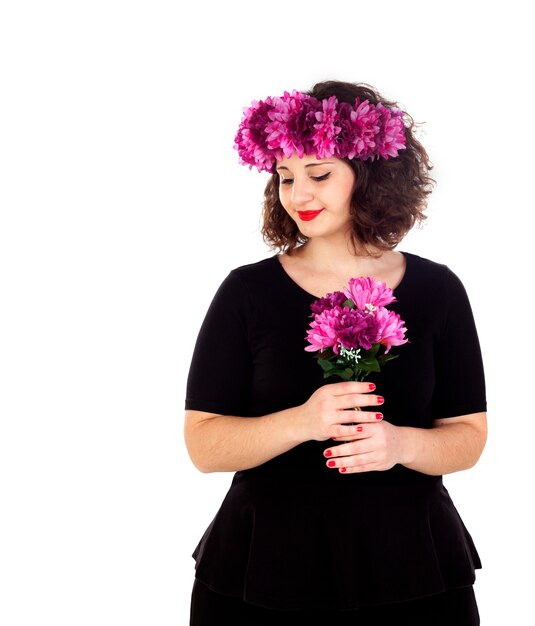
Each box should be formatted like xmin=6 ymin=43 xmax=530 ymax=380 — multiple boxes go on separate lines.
xmin=234 ymin=90 xmax=407 ymax=173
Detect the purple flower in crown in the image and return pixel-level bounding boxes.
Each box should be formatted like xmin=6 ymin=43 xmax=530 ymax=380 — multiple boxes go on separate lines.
xmin=332 ymin=101 xmax=358 ymax=158
xmin=313 ymin=95 xmax=342 ymax=159
xmin=375 ymin=104 xmax=406 ymax=160
xmin=350 ymin=99 xmax=382 ymax=160
xmin=234 ymin=97 xmax=277 ymax=172
xmin=265 ymin=91 xmax=319 ymax=159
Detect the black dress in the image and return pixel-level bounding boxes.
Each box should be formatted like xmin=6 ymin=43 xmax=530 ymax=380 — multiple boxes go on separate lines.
xmin=184 ymin=252 xmax=487 ymax=610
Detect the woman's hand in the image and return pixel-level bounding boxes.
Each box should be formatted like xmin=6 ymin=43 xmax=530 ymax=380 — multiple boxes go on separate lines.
xmin=299 ymin=381 xmax=385 ymax=442
xmin=321 ymin=411 xmax=488 ymax=476
xmin=322 ymin=415 xmax=405 ymax=473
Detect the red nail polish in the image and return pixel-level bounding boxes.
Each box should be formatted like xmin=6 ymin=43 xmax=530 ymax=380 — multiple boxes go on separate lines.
xmin=356 ymin=426 xmax=363 ymax=432
xmin=368 ymin=383 xmax=376 ymax=391
xmin=327 ymin=460 xmax=336 ymax=468
xmin=340 ymin=467 xmax=347 ymax=473
xmin=324 ymin=450 xmax=332 ymax=457
xmin=376 ymin=413 xmax=383 ymax=420
xmin=377 ymin=396 xmax=384 ymax=404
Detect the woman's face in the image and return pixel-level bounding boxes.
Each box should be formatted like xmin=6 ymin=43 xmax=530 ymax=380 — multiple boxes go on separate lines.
xmin=276 ymin=154 xmax=357 ymax=240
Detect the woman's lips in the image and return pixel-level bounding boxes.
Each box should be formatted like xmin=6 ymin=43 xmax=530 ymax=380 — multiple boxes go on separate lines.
xmin=297 ymin=209 xmax=324 ymax=221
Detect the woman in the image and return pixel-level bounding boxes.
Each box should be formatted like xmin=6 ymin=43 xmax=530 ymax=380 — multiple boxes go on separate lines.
xmin=184 ymin=81 xmax=487 ymax=625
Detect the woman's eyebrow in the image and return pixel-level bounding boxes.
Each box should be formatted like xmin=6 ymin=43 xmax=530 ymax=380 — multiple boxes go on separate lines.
xmin=276 ymin=161 xmax=334 ymax=172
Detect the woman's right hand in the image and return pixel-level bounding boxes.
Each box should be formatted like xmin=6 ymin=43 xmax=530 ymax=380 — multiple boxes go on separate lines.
xmin=298 ymin=381 xmax=384 ymax=442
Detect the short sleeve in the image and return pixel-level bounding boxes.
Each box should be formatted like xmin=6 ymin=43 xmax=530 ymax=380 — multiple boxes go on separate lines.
xmin=430 ymin=268 xmax=487 ymax=419
xmin=184 ymin=270 xmax=252 ymax=416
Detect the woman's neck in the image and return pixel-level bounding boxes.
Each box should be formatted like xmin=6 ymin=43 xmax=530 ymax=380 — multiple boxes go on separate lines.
xmin=280 ymin=238 xmax=405 ymax=295
xmin=289 ymin=236 xmax=381 ymax=274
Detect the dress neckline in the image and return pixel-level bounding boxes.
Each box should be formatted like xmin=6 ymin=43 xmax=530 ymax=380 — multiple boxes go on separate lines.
xmin=272 ymin=251 xmax=410 ymax=300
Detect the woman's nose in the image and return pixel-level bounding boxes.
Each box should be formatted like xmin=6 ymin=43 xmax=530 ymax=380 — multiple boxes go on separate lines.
xmin=291 ymin=178 xmax=314 ymax=205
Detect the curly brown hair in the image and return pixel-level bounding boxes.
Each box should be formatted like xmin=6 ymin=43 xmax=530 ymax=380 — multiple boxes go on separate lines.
xmin=261 ymin=80 xmax=435 ymax=253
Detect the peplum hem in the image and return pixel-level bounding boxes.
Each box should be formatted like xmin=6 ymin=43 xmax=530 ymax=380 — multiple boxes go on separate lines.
xmin=192 ymin=469 xmax=481 ymax=610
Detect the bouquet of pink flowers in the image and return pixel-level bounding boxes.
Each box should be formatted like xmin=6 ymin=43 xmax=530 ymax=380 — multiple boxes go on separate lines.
xmin=305 ymin=277 xmax=408 ymax=381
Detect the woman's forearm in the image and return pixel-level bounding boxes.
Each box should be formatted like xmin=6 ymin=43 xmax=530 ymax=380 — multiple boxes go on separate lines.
xmin=184 ymin=407 xmax=307 ymax=473
xmin=398 ymin=414 xmax=487 ymax=475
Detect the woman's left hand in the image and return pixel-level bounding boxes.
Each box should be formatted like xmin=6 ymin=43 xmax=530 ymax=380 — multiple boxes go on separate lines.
xmin=323 ymin=418 xmax=405 ymax=473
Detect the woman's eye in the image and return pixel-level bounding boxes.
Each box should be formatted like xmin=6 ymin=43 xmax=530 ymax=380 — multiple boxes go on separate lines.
xmin=312 ymin=173 xmax=330 ymax=182
xmin=279 ymin=172 xmax=329 ymax=185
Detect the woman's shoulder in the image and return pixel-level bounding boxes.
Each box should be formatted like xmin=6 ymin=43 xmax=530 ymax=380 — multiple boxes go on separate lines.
xmin=403 ymin=251 xmax=448 ymax=274
xmin=403 ymin=251 xmax=460 ymax=281
xmin=401 ymin=251 xmax=468 ymax=299
xmin=231 ymin=255 xmax=278 ymax=273
xmin=209 ymin=256 xmax=280 ymax=302
xmin=226 ymin=255 xmax=280 ymax=285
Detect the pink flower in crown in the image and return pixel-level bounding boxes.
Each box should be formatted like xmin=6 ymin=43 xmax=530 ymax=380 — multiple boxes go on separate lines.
xmin=347 ymin=99 xmax=382 ymax=160
xmin=343 ymin=277 xmax=396 ymax=311
xmin=332 ymin=101 xmax=357 ymax=158
xmin=265 ymin=91 xmax=319 ymax=159
xmin=331 ymin=101 xmax=373 ymax=160
xmin=234 ymin=97 xmax=277 ymax=172
xmin=372 ymin=307 xmax=408 ymax=353
xmin=313 ymin=95 xmax=341 ymax=159
xmin=375 ymin=104 xmax=406 ymax=159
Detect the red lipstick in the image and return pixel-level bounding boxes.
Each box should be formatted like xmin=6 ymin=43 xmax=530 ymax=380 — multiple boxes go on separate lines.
xmin=297 ymin=209 xmax=324 ymax=221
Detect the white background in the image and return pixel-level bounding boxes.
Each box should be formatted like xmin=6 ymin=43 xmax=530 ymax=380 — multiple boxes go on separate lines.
xmin=1 ymin=1 xmax=533 ymax=624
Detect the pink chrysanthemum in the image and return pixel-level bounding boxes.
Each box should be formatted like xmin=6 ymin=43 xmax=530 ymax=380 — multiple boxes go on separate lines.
xmin=348 ymin=99 xmax=382 ymax=160
xmin=375 ymin=104 xmax=406 ymax=160
xmin=337 ymin=308 xmax=381 ymax=351
xmin=234 ymin=97 xmax=277 ymax=172
xmin=372 ymin=307 xmax=408 ymax=353
xmin=305 ymin=306 xmax=369 ymax=354
xmin=304 ymin=306 xmax=344 ymax=353
xmin=343 ymin=277 xmax=396 ymax=310
xmin=265 ymin=91 xmax=319 ymax=159
xmin=313 ymin=95 xmax=341 ymax=159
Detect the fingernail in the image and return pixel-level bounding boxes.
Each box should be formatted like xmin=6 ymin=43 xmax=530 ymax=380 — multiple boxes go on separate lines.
xmin=377 ymin=396 xmax=384 ymax=404
xmin=340 ymin=467 xmax=347 ymax=473
xmin=368 ymin=383 xmax=376 ymax=391
xmin=376 ymin=413 xmax=383 ymax=420
xmin=324 ymin=449 xmax=332 ymax=457
xmin=356 ymin=426 xmax=363 ymax=432
xmin=327 ymin=460 xmax=336 ymax=468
